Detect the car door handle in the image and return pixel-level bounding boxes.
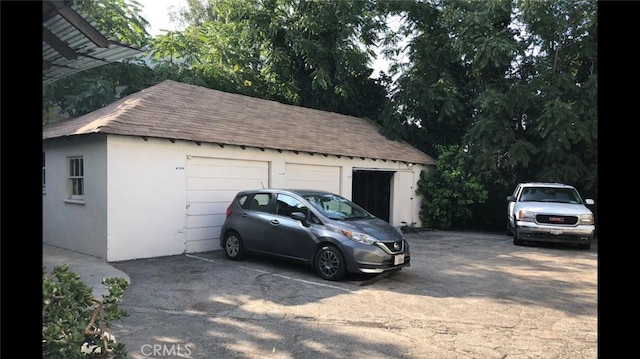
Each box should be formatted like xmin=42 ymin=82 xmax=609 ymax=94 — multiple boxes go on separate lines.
xmin=270 ymin=219 xmax=279 ymax=225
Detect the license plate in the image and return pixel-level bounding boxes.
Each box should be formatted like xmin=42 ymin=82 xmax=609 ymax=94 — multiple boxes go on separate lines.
xmin=550 ymin=229 xmax=563 ymax=235
xmin=394 ymin=254 xmax=405 ymax=265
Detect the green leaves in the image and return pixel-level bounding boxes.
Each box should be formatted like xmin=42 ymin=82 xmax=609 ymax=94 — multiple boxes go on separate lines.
xmin=146 ymin=0 xmax=388 ymax=117
xmin=76 ymin=0 xmax=151 ymax=47
xmin=43 ymin=60 xmax=155 ymax=124
xmin=387 ymin=0 xmax=596 ymax=207
xmin=508 ymin=140 xmax=538 ymax=167
xmin=43 ymin=265 xmax=129 ymax=359
xmin=417 ymin=145 xmax=488 ymax=230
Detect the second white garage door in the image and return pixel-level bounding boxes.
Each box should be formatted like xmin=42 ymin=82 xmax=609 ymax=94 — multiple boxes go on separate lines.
xmin=285 ymin=163 xmax=341 ymax=193
xmin=185 ymin=156 xmax=269 ymax=253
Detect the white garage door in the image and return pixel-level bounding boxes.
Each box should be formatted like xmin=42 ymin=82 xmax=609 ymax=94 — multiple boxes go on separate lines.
xmin=185 ymin=156 xmax=269 ymax=253
xmin=285 ymin=163 xmax=341 ymax=193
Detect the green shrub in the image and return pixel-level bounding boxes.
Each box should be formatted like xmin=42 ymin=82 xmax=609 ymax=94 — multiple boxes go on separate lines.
xmin=417 ymin=145 xmax=488 ymax=230
xmin=42 ymin=264 xmax=129 ymax=358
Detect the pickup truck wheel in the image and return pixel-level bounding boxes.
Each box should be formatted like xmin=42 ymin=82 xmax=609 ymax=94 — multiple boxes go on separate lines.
xmin=512 ymin=220 xmax=523 ymax=246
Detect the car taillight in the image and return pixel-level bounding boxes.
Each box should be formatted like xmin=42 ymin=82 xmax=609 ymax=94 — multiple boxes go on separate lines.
xmin=226 ymin=205 xmax=232 ymax=218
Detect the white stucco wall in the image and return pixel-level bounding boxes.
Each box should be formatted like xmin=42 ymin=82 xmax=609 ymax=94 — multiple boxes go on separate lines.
xmin=106 ymin=136 xmax=189 ymax=261
xmin=44 ymin=134 xmax=430 ymax=262
xmin=43 ymin=136 xmax=108 ymax=259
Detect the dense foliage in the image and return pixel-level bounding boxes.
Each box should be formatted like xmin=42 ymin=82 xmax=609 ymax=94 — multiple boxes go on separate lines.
xmin=75 ymin=0 xmax=150 ymax=47
xmin=379 ymin=0 xmax=596 ymax=229
xmin=43 ymin=0 xmax=597 ymax=232
xmin=43 ymin=60 xmax=156 ymax=124
xmin=417 ymin=145 xmax=488 ymax=230
xmin=150 ymin=0 xmax=390 ymax=121
xmin=42 ymin=265 xmax=129 ymax=358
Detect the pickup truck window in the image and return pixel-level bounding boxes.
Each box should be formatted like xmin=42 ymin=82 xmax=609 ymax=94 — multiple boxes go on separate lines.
xmin=520 ymin=187 xmax=580 ymax=204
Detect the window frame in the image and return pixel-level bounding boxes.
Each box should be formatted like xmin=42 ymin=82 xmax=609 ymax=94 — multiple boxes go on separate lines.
xmin=275 ymin=193 xmax=308 ymax=217
xmin=246 ymin=193 xmax=273 ymax=213
xmin=67 ymin=156 xmax=85 ymax=201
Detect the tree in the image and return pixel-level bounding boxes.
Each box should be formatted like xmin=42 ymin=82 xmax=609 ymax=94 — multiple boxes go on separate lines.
xmin=43 ymin=60 xmax=156 ymax=124
xmin=43 ymin=0 xmax=153 ymax=124
xmin=75 ymin=0 xmax=150 ymax=48
xmin=466 ymin=0 xmax=597 ymax=228
xmin=377 ymin=0 xmax=475 ymax=156
xmin=379 ymin=0 xmax=596 ymax=231
xmin=149 ymin=0 xmax=390 ymax=121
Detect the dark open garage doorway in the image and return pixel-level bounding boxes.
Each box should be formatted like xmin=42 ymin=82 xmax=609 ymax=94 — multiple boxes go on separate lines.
xmin=352 ymin=170 xmax=394 ymax=222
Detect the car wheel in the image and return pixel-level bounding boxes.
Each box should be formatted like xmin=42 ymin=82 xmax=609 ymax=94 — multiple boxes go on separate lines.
xmin=512 ymin=219 xmax=523 ymax=246
xmin=315 ymin=245 xmax=347 ymax=281
xmin=506 ymin=221 xmax=513 ymax=236
xmin=223 ymin=231 xmax=245 ymax=260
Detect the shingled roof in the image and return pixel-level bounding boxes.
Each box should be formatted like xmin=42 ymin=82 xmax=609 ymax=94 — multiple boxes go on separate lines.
xmin=43 ymin=80 xmax=436 ymax=165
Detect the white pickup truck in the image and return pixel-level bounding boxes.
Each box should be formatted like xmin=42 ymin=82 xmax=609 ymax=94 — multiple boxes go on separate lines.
xmin=506 ymin=182 xmax=595 ymax=250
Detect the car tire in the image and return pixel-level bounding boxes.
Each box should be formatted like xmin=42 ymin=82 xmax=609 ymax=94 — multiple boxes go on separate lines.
xmin=512 ymin=220 xmax=524 ymax=246
xmin=314 ymin=245 xmax=347 ymax=281
xmin=223 ymin=231 xmax=245 ymax=260
xmin=506 ymin=222 xmax=513 ymax=236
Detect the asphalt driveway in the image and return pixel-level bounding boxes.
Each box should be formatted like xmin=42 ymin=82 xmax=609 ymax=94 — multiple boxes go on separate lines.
xmin=110 ymin=230 xmax=597 ymax=359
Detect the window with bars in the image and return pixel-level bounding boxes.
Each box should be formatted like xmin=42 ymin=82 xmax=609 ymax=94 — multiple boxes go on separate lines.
xmin=68 ymin=156 xmax=84 ymax=200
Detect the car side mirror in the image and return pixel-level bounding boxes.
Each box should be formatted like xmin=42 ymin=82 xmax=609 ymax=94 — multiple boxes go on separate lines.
xmin=585 ymin=199 xmax=595 ymax=205
xmin=291 ymin=211 xmax=309 ymax=226
xmin=507 ymin=195 xmax=516 ymax=202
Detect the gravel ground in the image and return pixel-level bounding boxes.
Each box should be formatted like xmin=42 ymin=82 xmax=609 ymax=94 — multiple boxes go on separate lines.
xmin=110 ymin=230 xmax=598 ymax=359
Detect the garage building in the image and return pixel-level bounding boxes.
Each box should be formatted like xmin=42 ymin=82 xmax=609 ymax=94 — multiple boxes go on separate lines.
xmin=43 ymin=80 xmax=436 ymax=262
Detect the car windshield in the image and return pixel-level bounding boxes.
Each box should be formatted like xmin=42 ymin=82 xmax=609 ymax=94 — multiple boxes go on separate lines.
xmin=303 ymin=194 xmax=374 ymax=220
xmin=520 ymin=187 xmax=582 ymax=204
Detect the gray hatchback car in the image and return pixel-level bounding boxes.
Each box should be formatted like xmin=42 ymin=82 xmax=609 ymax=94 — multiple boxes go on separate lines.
xmin=219 ymin=189 xmax=410 ymax=281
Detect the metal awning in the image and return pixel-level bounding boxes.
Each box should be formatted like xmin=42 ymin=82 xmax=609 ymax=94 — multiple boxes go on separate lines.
xmin=42 ymin=0 xmax=145 ymax=86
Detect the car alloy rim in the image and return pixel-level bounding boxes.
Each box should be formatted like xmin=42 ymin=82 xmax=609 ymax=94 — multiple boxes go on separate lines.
xmin=318 ymin=251 xmax=339 ymax=277
xmin=226 ymin=236 xmax=239 ymax=256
